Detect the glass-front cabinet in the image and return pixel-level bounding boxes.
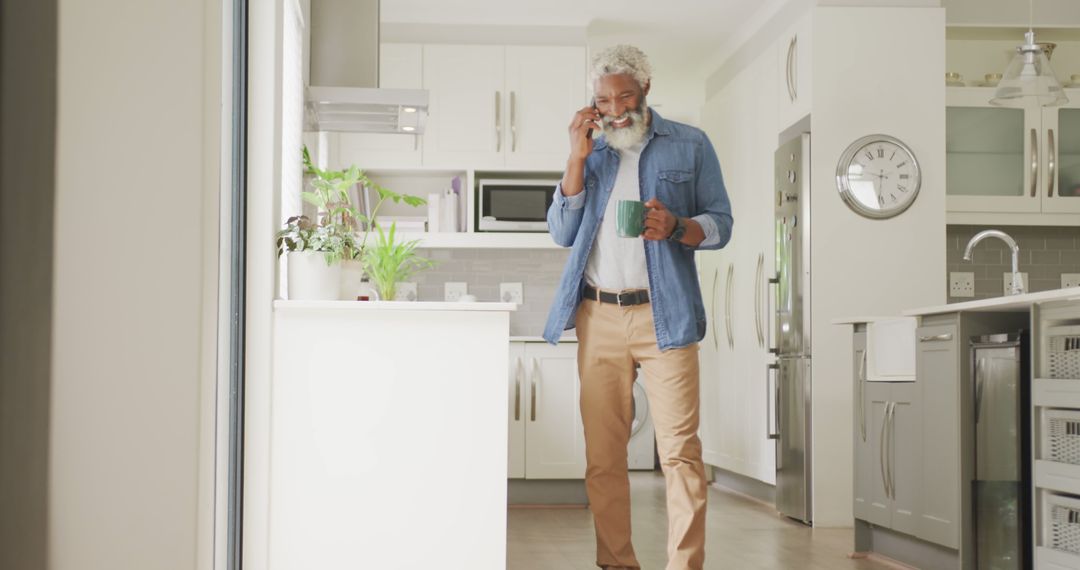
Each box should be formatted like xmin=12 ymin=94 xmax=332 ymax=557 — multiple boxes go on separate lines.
xmin=947 ymin=87 xmax=1080 ymax=217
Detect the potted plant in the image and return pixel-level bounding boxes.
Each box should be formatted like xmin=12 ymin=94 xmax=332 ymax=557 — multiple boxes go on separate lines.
xmin=278 ymin=147 xmax=429 ymax=300
xmin=362 ymin=222 xmax=434 ymax=302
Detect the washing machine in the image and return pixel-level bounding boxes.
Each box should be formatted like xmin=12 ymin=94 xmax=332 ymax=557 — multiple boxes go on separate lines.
xmin=628 ymin=378 xmax=656 ymax=470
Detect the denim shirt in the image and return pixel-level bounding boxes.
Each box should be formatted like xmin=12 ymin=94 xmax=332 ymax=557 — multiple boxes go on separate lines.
xmin=542 ymin=110 xmax=734 ymax=350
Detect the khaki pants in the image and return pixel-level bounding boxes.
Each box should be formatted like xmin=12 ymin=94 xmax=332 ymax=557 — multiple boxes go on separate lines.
xmin=575 ymin=298 xmax=707 ymax=570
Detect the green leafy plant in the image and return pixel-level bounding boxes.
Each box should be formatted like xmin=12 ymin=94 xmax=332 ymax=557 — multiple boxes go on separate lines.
xmin=361 ymin=222 xmax=435 ymax=302
xmin=297 ymin=146 xmax=427 ymax=261
xmin=276 ymin=214 xmax=350 ymax=265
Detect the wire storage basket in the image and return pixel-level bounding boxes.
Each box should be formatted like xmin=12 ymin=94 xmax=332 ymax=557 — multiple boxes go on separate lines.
xmin=1046 ymin=492 xmax=1080 ymax=555
xmin=1043 ymin=409 xmax=1080 ymax=465
xmin=1047 ymin=325 xmax=1080 ymax=380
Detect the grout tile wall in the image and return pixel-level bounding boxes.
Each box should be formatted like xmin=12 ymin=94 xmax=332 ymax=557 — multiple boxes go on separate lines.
xmin=413 ymin=248 xmax=571 ymax=337
xmin=946 ymin=225 xmax=1080 ymax=302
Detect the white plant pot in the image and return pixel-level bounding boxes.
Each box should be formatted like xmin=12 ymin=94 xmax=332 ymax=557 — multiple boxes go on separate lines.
xmin=287 ymin=251 xmax=341 ymax=300
xmin=340 ymin=259 xmax=366 ymax=300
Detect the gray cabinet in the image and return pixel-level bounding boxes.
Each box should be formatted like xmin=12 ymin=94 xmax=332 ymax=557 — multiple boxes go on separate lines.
xmin=855 ymin=374 xmax=922 ymax=533
xmin=917 ymin=324 xmax=962 ymax=550
xmin=853 ymin=332 xmax=873 ymax=520
xmin=890 ymin=382 xmax=923 ymax=537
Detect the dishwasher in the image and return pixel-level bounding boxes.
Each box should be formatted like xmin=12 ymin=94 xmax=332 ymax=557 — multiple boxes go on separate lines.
xmin=971 ymin=332 xmax=1031 ymax=570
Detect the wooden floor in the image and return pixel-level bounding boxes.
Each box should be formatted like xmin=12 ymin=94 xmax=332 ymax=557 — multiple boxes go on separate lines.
xmin=507 ymin=470 xmax=897 ymax=570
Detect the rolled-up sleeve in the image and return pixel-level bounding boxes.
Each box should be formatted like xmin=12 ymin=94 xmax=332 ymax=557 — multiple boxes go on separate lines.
xmin=691 ymin=134 xmax=733 ymax=250
xmin=548 ymin=183 xmax=587 ymax=247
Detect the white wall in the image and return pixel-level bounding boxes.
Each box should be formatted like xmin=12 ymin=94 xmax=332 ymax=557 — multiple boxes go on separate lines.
xmin=51 ymin=0 xmax=221 ymax=568
xmin=809 ymin=7 xmax=946 ymax=527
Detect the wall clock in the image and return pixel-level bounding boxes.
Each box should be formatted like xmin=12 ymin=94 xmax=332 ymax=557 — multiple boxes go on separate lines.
xmin=835 ymin=134 xmax=921 ymax=219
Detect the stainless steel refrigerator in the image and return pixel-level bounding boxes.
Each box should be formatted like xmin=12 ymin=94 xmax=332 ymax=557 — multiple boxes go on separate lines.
xmin=971 ymin=332 xmax=1030 ymax=570
xmin=770 ymin=133 xmax=813 ymax=524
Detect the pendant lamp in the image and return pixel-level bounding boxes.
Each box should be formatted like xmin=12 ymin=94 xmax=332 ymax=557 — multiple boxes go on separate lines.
xmin=990 ymin=0 xmax=1068 ymax=106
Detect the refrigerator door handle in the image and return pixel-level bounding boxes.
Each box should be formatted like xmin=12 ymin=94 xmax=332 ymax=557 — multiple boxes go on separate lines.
xmin=766 ymin=363 xmax=780 ymax=440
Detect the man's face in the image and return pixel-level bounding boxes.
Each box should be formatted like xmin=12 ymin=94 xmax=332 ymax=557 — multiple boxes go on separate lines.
xmin=593 ymin=73 xmax=650 ymax=150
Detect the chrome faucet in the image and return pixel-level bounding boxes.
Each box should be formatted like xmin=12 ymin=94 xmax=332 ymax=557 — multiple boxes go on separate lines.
xmin=963 ymin=229 xmax=1025 ymax=296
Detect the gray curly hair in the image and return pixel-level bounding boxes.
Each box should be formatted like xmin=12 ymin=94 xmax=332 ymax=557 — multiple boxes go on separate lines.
xmin=589 ymin=45 xmax=652 ymax=89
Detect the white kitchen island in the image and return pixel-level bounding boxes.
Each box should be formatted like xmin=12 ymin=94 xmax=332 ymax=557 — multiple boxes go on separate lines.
xmin=270 ymin=300 xmax=516 ymax=570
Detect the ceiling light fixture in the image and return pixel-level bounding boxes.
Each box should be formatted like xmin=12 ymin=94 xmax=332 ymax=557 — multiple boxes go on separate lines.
xmin=990 ymin=0 xmax=1068 ymax=107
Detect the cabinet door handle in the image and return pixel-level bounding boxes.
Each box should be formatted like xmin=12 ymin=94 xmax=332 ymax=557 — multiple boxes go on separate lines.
xmin=887 ymin=402 xmax=896 ymax=500
xmin=495 ymin=91 xmax=502 ymax=152
xmin=1049 ymin=128 xmax=1056 ymax=197
xmin=725 ymin=263 xmax=735 ymax=350
xmin=767 ymin=272 xmax=779 ymax=355
xmin=919 ymin=333 xmax=953 ymax=343
xmin=766 ymin=363 xmax=780 ymax=440
xmin=530 ymin=357 xmax=539 ymax=422
xmin=974 ymin=357 xmax=985 ymax=424
xmin=711 ymin=267 xmax=720 ymax=351
xmin=510 ymin=91 xmax=517 ymax=152
xmin=786 ymin=35 xmax=797 ymax=102
xmin=754 ymin=254 xmax=764 ymax=348
xmin=858 ymin=351 xmax=867 ymax=442
xmin=880 ymin=401 xmax=891 ymax=499
xmin=1031 ymin=128 xmax=1038 ymax=197
xmin=514 ymin=356 xmax=523 ymax=421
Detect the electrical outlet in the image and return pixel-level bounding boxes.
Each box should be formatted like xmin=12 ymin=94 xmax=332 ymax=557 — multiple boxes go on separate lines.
xmin=1002 ymin=272 xmax=1029 ymax=295
xmin=444 ymin=282 xmax=468 ymax=302
xmin=499 ymin=282 xmax=523 ymax=304
xmin=949 ymin=272 xmax=975 ymax=298
xmin=1063 ymin=273 xmax=1080 ymax=289
xmin=395 ymin=282 xmax=418 ymax=302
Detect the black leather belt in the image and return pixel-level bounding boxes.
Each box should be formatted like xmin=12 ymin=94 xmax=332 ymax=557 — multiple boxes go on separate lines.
xmin=583 ymin=284 xmax=650 ymax=306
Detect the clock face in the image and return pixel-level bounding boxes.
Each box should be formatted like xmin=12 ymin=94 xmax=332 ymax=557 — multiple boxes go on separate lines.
xmin=836 ymin=135 xmax=921 ymax=219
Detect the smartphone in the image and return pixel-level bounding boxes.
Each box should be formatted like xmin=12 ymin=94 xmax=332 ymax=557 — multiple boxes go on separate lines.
xmin=586 ymin=98 xmax=598 ymax=139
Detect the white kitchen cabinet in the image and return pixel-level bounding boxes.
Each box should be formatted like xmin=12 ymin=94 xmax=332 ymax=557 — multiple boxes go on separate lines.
xmin=776 ymin=12 xmax=812 ymax=133
xmin=697 ymin=46 xmax=777 ymax=484
xmin=422 ymin=44 xmax=585 ymax=171
xmin=423 ymin=45 xmax=506 ymax=169
xmin=508 ymin=342 xmax=527 ymax=478
xmin=508 ymin=342 xmax=587 ymax=479
xmin=504 ymin=46 xmax=587 ymax=170
xmin=946 ymin=87 xmax=1080 ymax=221
xmin=334 ymin=43 xmax=423 ymax=170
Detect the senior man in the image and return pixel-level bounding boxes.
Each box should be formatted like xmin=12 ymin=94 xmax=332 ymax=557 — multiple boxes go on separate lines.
xmin=542 ymin=45 xmax=733 ymax=570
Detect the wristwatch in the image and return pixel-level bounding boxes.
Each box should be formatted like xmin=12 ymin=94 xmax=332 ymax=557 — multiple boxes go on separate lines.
xmin=666 ymin=217 xmax=687 ymax=242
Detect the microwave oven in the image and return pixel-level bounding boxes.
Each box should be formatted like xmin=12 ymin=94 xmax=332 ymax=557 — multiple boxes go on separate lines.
xmin=477 ymin=178 xmax=558 ymax=232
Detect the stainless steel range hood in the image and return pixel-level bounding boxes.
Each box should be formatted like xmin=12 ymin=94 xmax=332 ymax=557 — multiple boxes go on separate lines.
xmin=305 ymin=0 xmax=428 ymax=134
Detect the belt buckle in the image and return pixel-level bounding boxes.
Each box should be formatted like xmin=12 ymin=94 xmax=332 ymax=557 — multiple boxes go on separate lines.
xmin=616 ymin=291 xmax=624 ymax=307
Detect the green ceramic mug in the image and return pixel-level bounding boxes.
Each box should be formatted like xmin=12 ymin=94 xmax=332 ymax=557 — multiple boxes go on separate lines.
xmin=616 ymin=199 xmax=648 ymax=238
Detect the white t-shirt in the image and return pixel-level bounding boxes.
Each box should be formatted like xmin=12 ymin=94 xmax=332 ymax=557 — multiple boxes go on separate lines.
xmin=584 ymin=142 xmax=650 ymax=291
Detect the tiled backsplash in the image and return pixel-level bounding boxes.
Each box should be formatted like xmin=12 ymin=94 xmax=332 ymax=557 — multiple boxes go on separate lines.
xmin=413 ymin=248 xmax=570 ymax=337
xmin=946 ymin=225 xmax=1080 ymax=302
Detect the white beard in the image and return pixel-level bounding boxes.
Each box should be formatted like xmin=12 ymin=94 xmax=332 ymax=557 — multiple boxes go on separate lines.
xmin=602 ymin=105 xmax=650 ymax=151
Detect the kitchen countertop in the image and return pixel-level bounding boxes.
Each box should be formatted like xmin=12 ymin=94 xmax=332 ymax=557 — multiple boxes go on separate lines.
xmin=274 ymin=300 xmax=518 ymax=312
xmin=902 ymin=287 xmax=1080 ymax=316
xmin=833 ymin=288 xmax=1080 ymax=323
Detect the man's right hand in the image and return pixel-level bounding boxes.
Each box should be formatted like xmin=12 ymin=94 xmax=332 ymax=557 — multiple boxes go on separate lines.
xmin=568 ymin=105 xmax=601 ymax=161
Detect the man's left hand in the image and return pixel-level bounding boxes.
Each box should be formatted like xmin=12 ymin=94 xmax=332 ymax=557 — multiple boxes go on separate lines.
xmin=642 ymin=199 xmax=677 ymax=241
